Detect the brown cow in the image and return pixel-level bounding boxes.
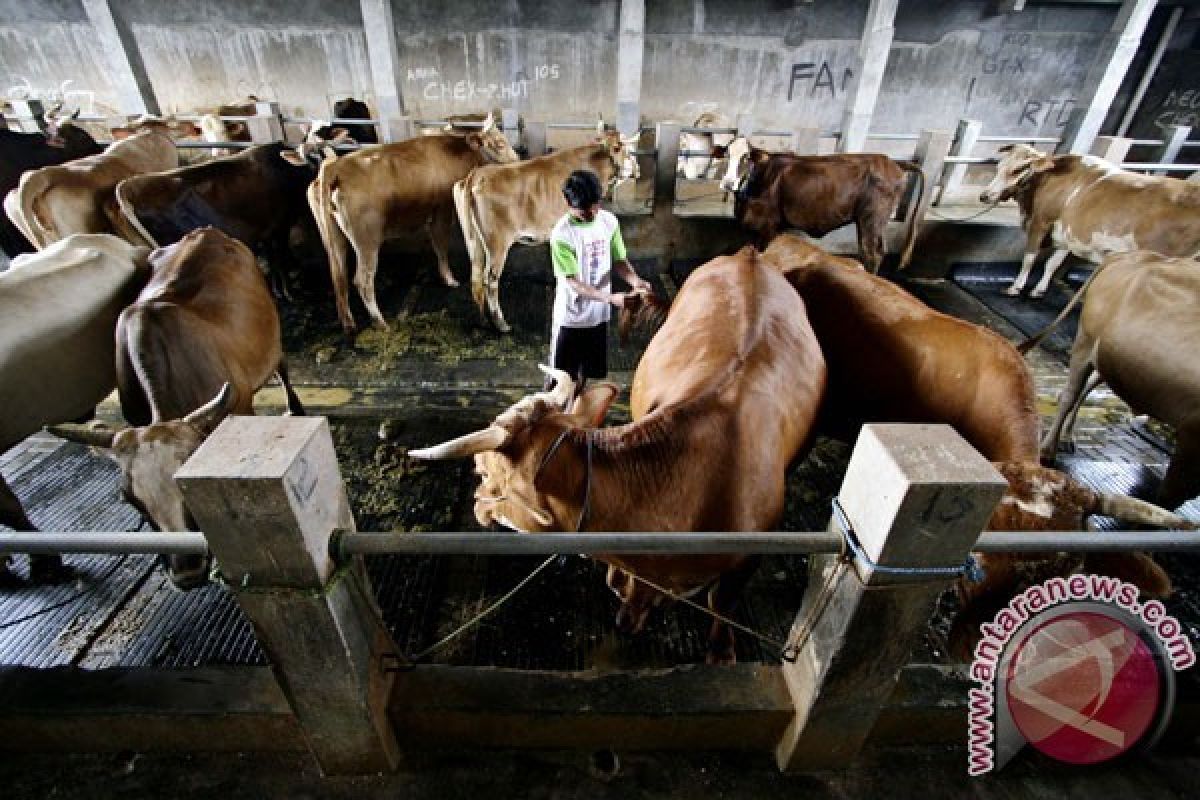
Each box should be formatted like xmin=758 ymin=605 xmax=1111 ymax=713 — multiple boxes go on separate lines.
xmin=410 ymin=248 xmax=826 ymax=663
xmin=51 ymin=227 xmax=304 ymax=589
xmin=298 ymin=113 xmax=519 ymax=333
xmin=948 ymin=461 xmax=1190 ymax=662
xmin=1041 ymin=251 xmax=1200 ymax=510
xmin=979 ymin=144 xmax=1200 ymax=299
xmin=761 ymin=234 xmax=1040 ymax=462
xmin=721 ymin=136 xmax=925 ymax=273
xmin=453 ymin=124 xmax=640 ymax=331
xmin=4 ymin=126 xmax=178 ymax=249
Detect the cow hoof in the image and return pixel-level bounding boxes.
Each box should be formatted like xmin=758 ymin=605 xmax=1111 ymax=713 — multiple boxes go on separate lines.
xmin=0 ymin=563 xmax=22 ymax=588
xmin=442 ymin=276 xmax=460 ymax=288
xmin=29 ymin=556 xmax=75 ymax=585
xmin=1030 ymin=289 xmax=1046 ymax=299
xmin=1003 ymin=286 xmax=1022 ymax=297
xmin=490 ymin=318 xmax=511 ymax=334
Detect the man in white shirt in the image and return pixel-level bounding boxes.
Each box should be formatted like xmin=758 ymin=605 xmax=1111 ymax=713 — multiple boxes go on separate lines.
xmin=547 ymin=170 xmax=651 ymax=392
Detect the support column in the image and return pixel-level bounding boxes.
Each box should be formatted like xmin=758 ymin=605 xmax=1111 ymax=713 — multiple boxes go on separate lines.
xmin=775 ymin=424 xmax=1006 ymax=771
xmin=1153 ymin=123 xmax=1190 ymax=175
xmin=1061 ymin=0 xmax=1158 ymax=155
xmin=616 ymin=0 xmax=645 ymax=136
xmin=5 ymin=100 xmax=46 ymax=133
xmin=911 ymin=128 xmax=953 ymax=216
xmin=1090 ymin=134 xmax=1133 ymax=164
xmin=655 ymin=121 xmax=681 ymax=205
xmin=360 ymin=0 xmax=407 ymax=142
xmin=177 ymin=417 xmax=401 ymax=775
xmin=939 ymin=119 xmax=982 ymax=203
xmin=838 ymin=0 xmax=898 ymax=153
xmin=246 ymin=101 xmax=285 ymax=144
xmin=81 ymin=0 xmax=159 ymax=116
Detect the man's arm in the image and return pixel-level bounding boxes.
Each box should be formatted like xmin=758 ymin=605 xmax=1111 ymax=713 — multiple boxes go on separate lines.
xmin=609 ymin=224 xmax=651 ymax=293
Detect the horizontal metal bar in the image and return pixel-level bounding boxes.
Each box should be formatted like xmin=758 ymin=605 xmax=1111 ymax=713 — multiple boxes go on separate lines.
xmin=943 ymin=156 xmax=998 ymax=164
xmin=1119 ymin=162 xmax=1200 ymax=171
xmin=337 ymin=531 xmax=845 ymax=556
xmin=866 ymin=133 xmax=921 ymax=141
xmin=1130 ymin=138 xmax=1165 ymax=146
xmin=976 ymin=531 xmax=1200 ymax=553
xmin=0 ymin=532 xmax=208 ymax=555
xmin=173 ymin=140 xmax=258 ymax=149
xmin=975 ymin=135 xmax=1061 ymax=144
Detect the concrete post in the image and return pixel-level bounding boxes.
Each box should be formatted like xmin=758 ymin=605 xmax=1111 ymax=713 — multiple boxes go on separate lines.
xmin=81 ymin=0 xmax=159 ymax=117
xmin=912 ymin=128 xmax=953 ymax=217
xmin=616 ymin=0 xmax=645 ymax=137
xmin=656 ymin=121 xmax=681 ymax=205
xmin=524 ymin=121 xmax=547 ymax=158
xmin=1154 ymin=124 xmax=1190 ymax=175
xmin=246 ymin=102 xmax=284 ymax=144
xmin=791 ymin=128 xmax=821 ymax=155
xmin=501 ymin=107 xmax=521 ymax=148
xmin=5 ymin=100 xmax=46 ymax=133
xmin=1061 ymin=0 xmax=1157 ymax=155
xmin=775 ymin=424 xmax=1006 ymax=772
xmin=360 ymin=0 xmax=406 ymax=142
xmin=1090 ymin=135 xmax=1133 ymax=165
xmin=839 ymin=0 xmax=898 ymax=153
xmin=176 ymin=417 xmax=401 ymax=776
xmin=939 ymin=119 xmax=982 ymax=203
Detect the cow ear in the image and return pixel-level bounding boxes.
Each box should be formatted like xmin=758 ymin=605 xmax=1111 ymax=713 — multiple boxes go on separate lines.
xmin=569 ymin=382 xmax=619 ymax=428
xmin=997 ymin=144 xmax=1014 ymax=155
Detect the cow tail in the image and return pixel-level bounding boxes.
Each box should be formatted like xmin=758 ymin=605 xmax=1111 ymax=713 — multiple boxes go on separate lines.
xmin=1016 ymin=262 xmax=1104 ymax=355
xmin=113 ymin=180 xmax=160 ymax=248
xmin=309 ymin=160 xmax=351 ymax=327
xmin=455 ymin=172 xmax=490 ymax=312
xmin=896 ymin=161 xmax=925 ymax=271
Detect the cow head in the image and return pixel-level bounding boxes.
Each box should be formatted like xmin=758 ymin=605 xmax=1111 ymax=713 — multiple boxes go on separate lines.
xmin=48 ymin=384 xmax=237 ymax=591
xmin=597 ymin=128 xmax=641 ymax=193
xmin=410 ymin=367 xmax=619 ymax=532
xmin=979 ymin=144 xmax=1056 ymax=204
xmin=719 ymin=137 xmax=755 ymax=193
xmin=466 ymin=112 xmax=521 ymax=164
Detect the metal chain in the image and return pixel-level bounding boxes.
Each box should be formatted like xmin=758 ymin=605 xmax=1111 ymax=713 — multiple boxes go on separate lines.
xmin=925 ymin=201 xmax=1001 ymax=223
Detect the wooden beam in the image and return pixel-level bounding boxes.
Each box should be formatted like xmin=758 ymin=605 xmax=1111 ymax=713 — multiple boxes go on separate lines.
xmin=839 ymin=0 xmax=898 ymax=153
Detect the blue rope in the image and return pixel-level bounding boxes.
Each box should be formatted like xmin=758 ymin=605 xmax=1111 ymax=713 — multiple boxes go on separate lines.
xmin=831 ymin=497 xmax=985 ymax=583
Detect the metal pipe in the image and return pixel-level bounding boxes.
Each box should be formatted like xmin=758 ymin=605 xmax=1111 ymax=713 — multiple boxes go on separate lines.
xmin=975 ymin=135 xmax=1061 ymax=144
xmin=1118 ymin=5 xmax=1184 ymax=138
xmin=336 ymin=531 xmax=846 ymax=557
xmin=1118 ymin=162 xmax=1200 ymax=171
xmin=0 ymin=532 xmax=208 ymax=555
xmin=976 ymin=531 xmax=1200 ymax=553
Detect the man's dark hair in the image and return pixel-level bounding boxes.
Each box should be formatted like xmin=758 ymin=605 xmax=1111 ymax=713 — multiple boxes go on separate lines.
xmin=562 ymin=170 xmax=603 ymax=209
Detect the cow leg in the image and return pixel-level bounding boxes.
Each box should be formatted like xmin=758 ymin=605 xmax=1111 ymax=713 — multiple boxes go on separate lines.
xmin=428 ymin=203 xmax=460 ymax=288
xmin=344 ymin=223 xmax=390 ymax=331
xmin=275 ymin=358 xmax=306 ymax=416
xmin=482 ymin=236 xmax=514 ymax=333
xmin=263 ymin=231 xmax=295 ymax=303
xmin=1006 ymin=222 xmax=1050 ymax=296
xmin=1158 ymin=421 xmax=1200 ymax=510
xmin=705 ymin=556 xmax=761 ymax=666
xmin=0 ymin=474 xmax=71 ymax=585
xmin=1030 ymin=249 xmax=1070 ymax=299
xmin=1041 ymin=356 xmax=1098 ymax=461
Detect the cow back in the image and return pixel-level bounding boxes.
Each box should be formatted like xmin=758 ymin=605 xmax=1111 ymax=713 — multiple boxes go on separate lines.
xmin=0 ymin=234 xmax=147 ymax=450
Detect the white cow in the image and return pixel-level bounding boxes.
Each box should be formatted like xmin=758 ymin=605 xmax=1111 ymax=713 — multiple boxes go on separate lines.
xmin=678 ymin=111 xmax=734 ymax=182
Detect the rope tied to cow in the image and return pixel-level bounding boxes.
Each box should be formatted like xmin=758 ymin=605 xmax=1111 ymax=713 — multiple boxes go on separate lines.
xmin=925 ymin=201 xmax=1002 ymax=223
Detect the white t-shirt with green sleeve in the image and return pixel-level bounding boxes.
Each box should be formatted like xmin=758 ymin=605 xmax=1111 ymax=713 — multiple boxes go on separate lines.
xmin=549 ymin=209 xmax=627 ymax=330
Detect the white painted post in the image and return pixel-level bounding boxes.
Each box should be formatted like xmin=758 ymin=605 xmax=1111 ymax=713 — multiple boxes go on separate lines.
xmin=791 ymin=128 xmax=821 ymax=155
xmin=616 ymin=0 xmax=645 ymax=137
xmin=1062 ymin=0 xmax=1158 ymax=155
xmin=524 ymin=121 xmax=547 ymax=158
xmin=775 ymin=424 xmax=1006 ymax=771
xmin=6 ymin=100 xmax=45 ymax=133
xmin=501 ymin=107 xmax=521 ymax=148
xmin=247 ymin=101 xmax=285 ymax=144
xmin=1090 ymin=135 xmax=1133 ymax=165
xmin=939 ymin=119 xmax=982 ymax=203
xmin=912 ymin=128 xmax=953 ymax=217
xmin=80 ymin=0 xmax=159 ymax=117
xmin=656 ymin=121 xmax=681 ymax=204
xmin=360 ymin=0 xmax=407 ymax=143
xmin=839 ymin=0 xmax=898 ymax=153
xmin=176 ymin=417 xmax=401 ymax=775
xmin=1154 ymin=124 xmax=1190 ymax=175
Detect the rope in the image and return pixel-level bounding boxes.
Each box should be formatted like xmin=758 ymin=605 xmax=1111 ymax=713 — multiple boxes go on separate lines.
xmin=925 ymin=201 xmax=1002 ymax=223
xmin=832 ymin=498 xmax=985 ymax=583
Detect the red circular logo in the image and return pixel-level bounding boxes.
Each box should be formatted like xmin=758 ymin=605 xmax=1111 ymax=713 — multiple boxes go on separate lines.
xmin=1005 ymin=611 xmax=1163 ymax=765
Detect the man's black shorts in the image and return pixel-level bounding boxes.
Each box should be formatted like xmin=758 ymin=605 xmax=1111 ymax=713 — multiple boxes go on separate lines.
xmin=550 ymin=322 xmax=608 ymax=382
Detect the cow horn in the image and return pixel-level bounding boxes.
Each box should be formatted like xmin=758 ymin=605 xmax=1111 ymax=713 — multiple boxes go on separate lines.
xmin=409 ymin=425 xmax=509 ymax=460
xmin=537 ymin=364 xmax=575 ymax=408
xmin=184 ymin=383 xmax=236 ymax=436
xmin=47 ymin=422 xmax=118 ymax=449
xmin=1096 ymin=493 xmax=1198 ymax=531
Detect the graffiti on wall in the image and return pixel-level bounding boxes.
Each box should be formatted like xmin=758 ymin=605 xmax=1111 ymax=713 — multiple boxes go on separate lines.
xmin=409 ymin=63 xmax=562 ymax=105
xmin=1152 ymin=88 xmax=1200 ymax=132
xmin=1017 ymin=97 xmax=1077 ymax=129
xmin=787 ymin=61 xmax=853 ymax=102
xmin=5 ymin=78 xmax=97 ymax=114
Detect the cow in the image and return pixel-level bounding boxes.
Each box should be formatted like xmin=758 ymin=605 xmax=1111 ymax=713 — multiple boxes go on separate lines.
xmin=199 ymin=97 xmax=259 ymax=156
xmin=50 ymin=227 xmax=304 ymax=589
xmin=4 ymin=126 xmax=178 ymax=249
xmin=108 ymin=141 xmax=326 ymax=298
xmin=299 ymin=113 xmax=520 ymax=334
xmin=319 ymin=97 xmax=377 ymax=145
xmin=720 ymin=136 xmax=925 ymax=274
xmin=677 ymin=111 xmax=733 ymax=182
xmin=979 ymin=143 xmax=1200 ymax=298
xmin=0 ymin=113 xmax=103 ymax=257
xmin=1039 ymin=251 xmax=1200 ymax=510
xmin=760 ymin=234 xmax=1040 ymax=462
xmin=0 ymin=234 xmax=148 ymax=584
xmin=453 ymin=124 xmax=641 ymax=332
xmin=410 ymin=248 xmax=827 ymax=664
xmin=947 ymin=460 xmax=1191 ymax=662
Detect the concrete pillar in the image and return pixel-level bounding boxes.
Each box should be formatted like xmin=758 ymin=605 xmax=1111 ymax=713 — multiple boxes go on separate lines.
xmin=501 ymin=107 xmax=521 ymax=148
xmin=616 ymin=0 xmax=645 ymax=137
xmin=1090 ymin=135 xmax=1133 ymax=164
xmin=5 ymin=100 xmax=46 ymax=133
xmin=1154 ymin=124 xmax=1190 ymax=175
xmin=655 ymin=121 xmax=681 ymax=204
xmin=839 ymin=0 xmax=898 ymax=153
xmin=360 ymin=0 xmax=407 ymax=142
xmin=81 ymin=0 xmax=159 ymax=117
xmin=176 ymin=417 xmax=401 ymax=776
xmin=246 ymin=102 xmax=285 ymax=144
xmin=912 ymin=128 xmax=953 ymax=216
xmin=524 ymin=121 xmax=547 ymax=158
xmin=939 ymin=119 xmax=982 ymax=203
xmin=791 ymin=128 xmax=821 ymax=155
xmin=1061 ymin=0 xmax=1158 ymax=155
xmin=1118 ymin=5 xmax=1183 ymax=137
xmin=775 ymin=424 xmax=1006 ymax=771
